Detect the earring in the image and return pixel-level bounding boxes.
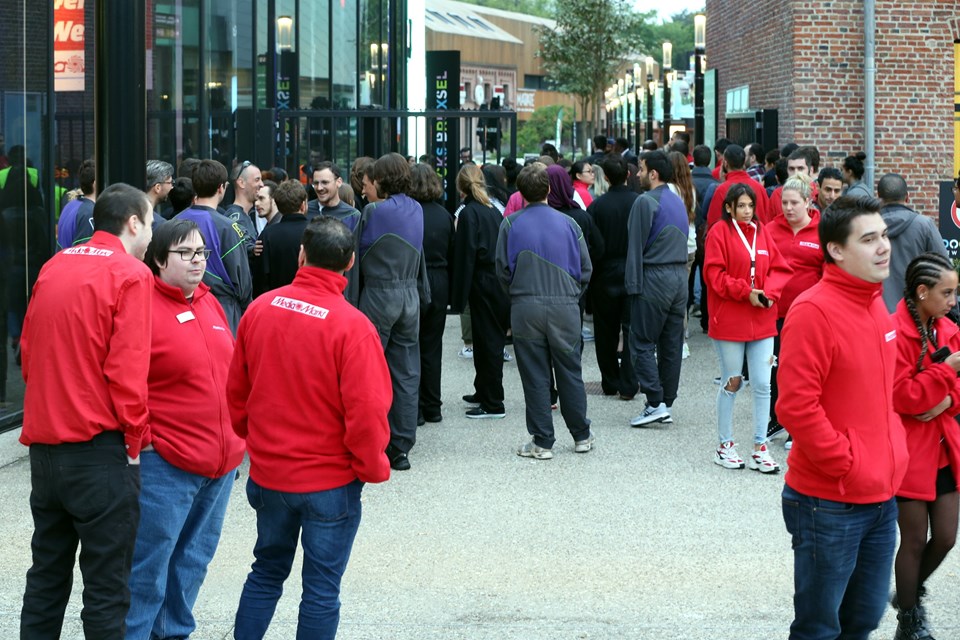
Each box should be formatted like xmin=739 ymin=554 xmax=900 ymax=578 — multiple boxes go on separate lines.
xmin=920 ymin=295 xmax=926 ymax=300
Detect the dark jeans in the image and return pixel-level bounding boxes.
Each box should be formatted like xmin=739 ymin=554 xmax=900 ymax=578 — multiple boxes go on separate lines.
xmin=235 ymin=478 xmax=363 ymax=640
xmin=590 ymin=282 xmax=637 ymax=397
xmin=419 ymin=268 xmax=449 ymax=419
xmin=21 ymin=431 xmax=141 ymax=640
xmin=782 ymin=484 xmax=898 ymax=640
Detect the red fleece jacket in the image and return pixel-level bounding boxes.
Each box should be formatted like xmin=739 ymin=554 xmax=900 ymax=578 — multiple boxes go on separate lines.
xmin=778 ymin=264 xmax=908 ymax=503
xmin=891 ymin=301 xmax=960 ymax=500
xmin=148 ymin=278 xmax=244 ymax=478
xmin=704 ymin=219 xmax=792 ymax=342
xmin=767 ymin=210 xmax=824 ymax=318
xmin=706 ymin=171 xmax=771 ymax=228
xmin=227 ymin=266 xmax=392 ymax=492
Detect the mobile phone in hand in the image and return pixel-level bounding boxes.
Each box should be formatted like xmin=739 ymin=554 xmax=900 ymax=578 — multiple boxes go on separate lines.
xmin=931 ymin=346 xmax=951 ymax=363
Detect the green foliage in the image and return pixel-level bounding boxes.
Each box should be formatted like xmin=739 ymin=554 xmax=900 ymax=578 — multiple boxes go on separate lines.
xmin=517 ymin=105 xmax=573 ymax=154
xmin=631 ymin=10 xmax=702 ymax=71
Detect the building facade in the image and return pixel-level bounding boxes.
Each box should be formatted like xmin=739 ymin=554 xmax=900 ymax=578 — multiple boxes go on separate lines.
xmin=705 ymin=0 xmax=959 ymax=219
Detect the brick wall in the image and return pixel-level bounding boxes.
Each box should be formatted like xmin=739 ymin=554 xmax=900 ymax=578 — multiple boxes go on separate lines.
xmin=705 ymin=0 xmax=959 ymax=218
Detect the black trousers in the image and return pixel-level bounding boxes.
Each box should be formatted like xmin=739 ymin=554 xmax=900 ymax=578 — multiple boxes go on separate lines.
xmin=419 ymin=268 xmax=449 ymax=419
xmin=770 ymin=317 xmax=785 ymax=425
xmin=21 ymin=431 xmax=141 ymax=640
xmin=590 ymin=282 xmax=637 ymax=397
xmin=469 ymin=274 xmax=510 ymax=412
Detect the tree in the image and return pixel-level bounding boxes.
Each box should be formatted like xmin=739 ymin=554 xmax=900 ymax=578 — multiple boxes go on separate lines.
xmin=536 ymin=0 xmax=650 ymax=150
xmin=517 ymin=105 xmax=573 ymax=154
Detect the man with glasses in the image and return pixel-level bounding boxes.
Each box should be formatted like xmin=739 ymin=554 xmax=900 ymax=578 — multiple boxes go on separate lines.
xmin=225 ymin=160 xmax=261 ymax=249
xmin=174 ymin=159 xmax=252 ymax=335
xmin=125 ymin=219 xmax=243 ymax=640
xmin=145 ymin=160 xmax=175 ymax=221
xmin=306 ymin=162 xmax=360 ymax=231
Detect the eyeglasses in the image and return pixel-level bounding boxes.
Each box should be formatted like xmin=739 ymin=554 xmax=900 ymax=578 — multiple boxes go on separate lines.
xmin=581 ymin=169 xmax=594 ymax=174
xmin=169 ymin=248 xmax=211 ymax=261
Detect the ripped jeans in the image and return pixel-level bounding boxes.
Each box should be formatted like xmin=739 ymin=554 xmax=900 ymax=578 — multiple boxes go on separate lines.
xmin=714 ymin=337 xmax=774 ymax=446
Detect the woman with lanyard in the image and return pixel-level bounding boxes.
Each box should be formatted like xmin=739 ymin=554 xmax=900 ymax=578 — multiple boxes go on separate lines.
xmin=889 ymin=252 xmax=960 ymax=640
xmin=704 ymin=182 xmax=792 ymax=472
xmin=765 ymin=173 xmax=824 ymax=451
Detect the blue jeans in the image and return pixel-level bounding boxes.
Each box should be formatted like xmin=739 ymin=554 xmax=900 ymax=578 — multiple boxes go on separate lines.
xmin=782 ymin=484 xmax=898 ymax=640
xmin=125 ymin=451 xmax=236 ymax=640
xmin=714 ymin=337 xmax=773 ymax=445
xmin=235 ymin=478 xmax=363 ymax=640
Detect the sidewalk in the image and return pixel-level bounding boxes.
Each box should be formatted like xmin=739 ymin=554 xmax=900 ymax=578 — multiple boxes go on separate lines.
xmin=0 ymin=316 xmax=954 ymax=639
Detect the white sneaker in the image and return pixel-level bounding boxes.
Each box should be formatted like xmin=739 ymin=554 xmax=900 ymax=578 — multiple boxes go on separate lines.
xmin=502 ymin=348 xmax=513 ymax=362
xmin=581 ymin=327 xmax=595 ymax=342
xmin=458 ymin=346 xmax=474 ymax=359
xmin=630 ymin=403 xmax=670 ymax=427
xmin=574 ymin=431 xmax=596 ymax=453
xmin=714 ymin=441 xmax=745 ymax=469
xmin=682 ymin=342 xmax=690 ymax=359
xmin=747 ymin=443 xmax=781 ymax=474
xmin=517 ymin=440 xmax=553 ymax=460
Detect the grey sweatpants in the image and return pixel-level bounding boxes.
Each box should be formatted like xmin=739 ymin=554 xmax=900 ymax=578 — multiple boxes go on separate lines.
xmin=629 ymin=264 xmax=688 ymax=407
xmin=511 ymin=300 xmax=591 ymax=449
xmin=360 ymin=283 xmax=421 ymax=453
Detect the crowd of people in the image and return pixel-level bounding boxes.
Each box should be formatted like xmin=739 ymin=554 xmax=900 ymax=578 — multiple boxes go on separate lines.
xmin=13 ymin=131 xmax=960 ymax=640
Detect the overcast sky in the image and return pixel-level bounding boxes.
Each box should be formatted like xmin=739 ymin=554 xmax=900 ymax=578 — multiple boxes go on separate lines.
xmin=633 ymin=0 xmax=704 ymax=22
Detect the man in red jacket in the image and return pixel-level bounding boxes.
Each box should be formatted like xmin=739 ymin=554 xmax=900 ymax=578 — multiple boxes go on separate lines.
xmin=706 ymin=144 xmax=771 ymax=227
xmin=228 ymin=216 xmax=392 ymax=640
xmin=19 ymin=183 xmax=155 ymax=638
xmin=777 ymin=195 xmax=909 ymax=639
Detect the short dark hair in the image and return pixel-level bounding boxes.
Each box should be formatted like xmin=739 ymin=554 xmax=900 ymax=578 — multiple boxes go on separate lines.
xmin=169 ymin=177 xmax=195 ymax=214
xmin=192 ymin=160 xmax=228 ymax=198
xmin=641 ymin=150 xmax=673 ymax=183
xmin=614 ymin=138 xmax=630 ymax=153
xmin=301 ymin=216 xmax=355 ymax=272
xmin=641 ymin=140 xmax=658 ymax=151
xmin=745 ymin=143 xmax=764 ymax=164
xmin=692 ymin=145 xmax=712 ymax=167
xmin=669 ymin=140 xmax=689 ymax=156
xmin=373 ymin=153 xmax=411 ymax=196
xmin=764 ymin=148 xmax=780 ymax=166
xmin=408 ymin=163 xmax=443 ymax=202
xmin=843 ymin=152 xmax=868 ymax=180
xmin=593 ymin=135 xmax=608 ymax=152
xmin=78 ymin=159 xmax=96 ymax=195
xmin=714 ymin=138 xmax=732 ymax=155
xmin=541 ymin=143 xmax=560 ymax=162
xmin=674 ymin=131 xmax=691 ymax=144
xmin=780 ymin=142 xmax=799 ymax=159
xmin=788 ymin=147 xmax=817 ymax=171
xmin=721 ymin=182 xmax=757 ymax=223
xmin=274 ymin=180 xmax=307 ymax=215
xmin=877 ymin=173 xmax=908 ymax=203
xmin=260 ymin=179 xmax=278 ymax=198
xmin=601 ymin=155 xmax=627 ymax=186
xmin=93 ymin=183 xmax=151 ymax=235
xmin=144 ymin=219 xmax=203 ymax=276
xmin=819 ymin=195 xmax=883 ymax=264
xmin=313 ymin=161 xmax=343 ymax=181
xmin=774 ymin=158 xmax=789 ymax=185
xmin=178 ymin=157 xmax=200 ymax=180
xmin=818 ymin=167 xmax=843 ymax=187
xmin=516 ymin=162 xmax=549 ymax=203
xmin=418 ymin=154 xmax=437 ymax=168
xmin=350 ymin=156 xmax=375 ymax=194
xmin=723 ymin=144 xmax=746 ymax=170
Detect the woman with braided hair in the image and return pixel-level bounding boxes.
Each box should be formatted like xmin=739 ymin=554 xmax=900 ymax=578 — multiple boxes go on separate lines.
xmin=890 ymin=252 xmax=960 ymax=640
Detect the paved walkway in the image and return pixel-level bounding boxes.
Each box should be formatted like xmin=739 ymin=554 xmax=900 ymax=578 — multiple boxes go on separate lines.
xmin=0 ymin=316 xmax=955 ymax=639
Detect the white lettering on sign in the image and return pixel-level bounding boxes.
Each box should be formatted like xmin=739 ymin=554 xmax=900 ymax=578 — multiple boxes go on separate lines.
xmin=63 ymin=246 xmax=113 ymax=257
xmin=54 ymin=0 xmax=85 ymax=9
xmin=270 ymin=296 xmax=329 ymax=319
xmin=53 ymin=20 xmax=85 ymax=42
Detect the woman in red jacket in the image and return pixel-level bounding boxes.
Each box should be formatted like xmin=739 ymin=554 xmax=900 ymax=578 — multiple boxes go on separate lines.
xmin=890 ymin=252 xmax=960 ymax=639
xmin=704 ymin=183 xmax=792 ymax=473
xmin=766 ymin=173 xmax=824 ymax=450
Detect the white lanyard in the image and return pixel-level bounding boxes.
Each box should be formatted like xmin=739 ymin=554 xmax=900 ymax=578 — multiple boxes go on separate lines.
xmin=732 ymin=220 xmax=758 ymax=287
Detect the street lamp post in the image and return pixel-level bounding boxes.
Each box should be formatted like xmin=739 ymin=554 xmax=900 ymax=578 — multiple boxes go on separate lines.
xmin=645 ymin=56 xmax=655 ymax=144
xmin=624 ymin=72 xmax=632 ymax=142
xmin=662 ymin=42 xmax=672 ymax=147
xmin=617 ymin=78 xmax=625 ymax=140
xmin=694 ymin=14 xmax=706 ymax=146
xmin=633 ymin=62 xmax=642 ymax=156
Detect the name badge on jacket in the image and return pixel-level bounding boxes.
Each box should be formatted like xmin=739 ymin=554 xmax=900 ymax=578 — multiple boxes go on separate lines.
xmin=177 ymin=311 xmax=196 ymax=324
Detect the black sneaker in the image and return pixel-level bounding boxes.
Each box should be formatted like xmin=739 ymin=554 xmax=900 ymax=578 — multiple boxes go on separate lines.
xmin=385 ymin=445 xmax=411 ymax=471
xmin=767 ymin=421 xmax=785 ymax=440
xmin=462 ymin=394 xmax=480 ymax=406
xmin=465 ymin=407 xmax=506 ymax=419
